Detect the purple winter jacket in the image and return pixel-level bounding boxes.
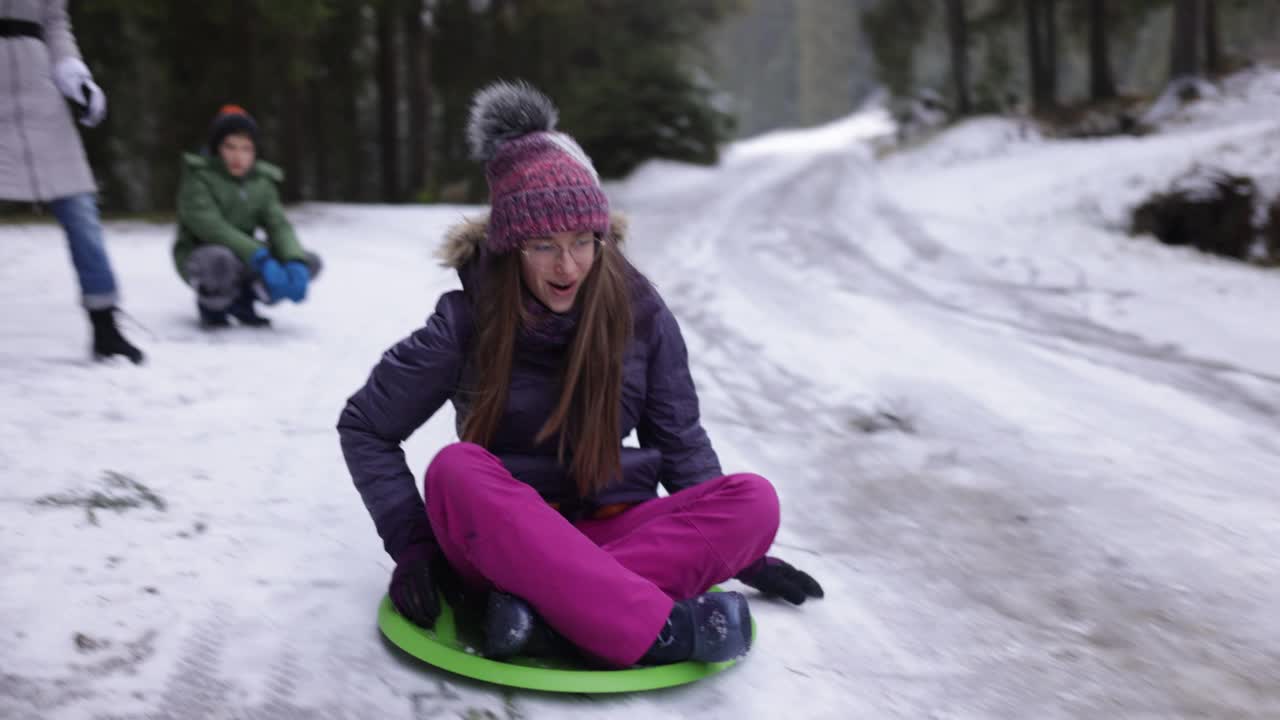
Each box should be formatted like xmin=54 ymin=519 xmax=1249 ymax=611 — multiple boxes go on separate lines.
xmin=337 ymin=214 xmax=722 ymax=560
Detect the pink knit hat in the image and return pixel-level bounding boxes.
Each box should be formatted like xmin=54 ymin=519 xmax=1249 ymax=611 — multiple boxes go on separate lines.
xmin=467 ymin=82 xmax=610 ymax=255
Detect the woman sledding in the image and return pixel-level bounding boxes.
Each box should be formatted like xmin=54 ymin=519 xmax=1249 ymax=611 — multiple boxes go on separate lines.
xmin=339 ymin=81 xmax=822 ymax=669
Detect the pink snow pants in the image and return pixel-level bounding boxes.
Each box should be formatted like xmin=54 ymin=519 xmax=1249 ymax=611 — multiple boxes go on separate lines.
xmin=423 ymin=442 xmax=780 ymax=667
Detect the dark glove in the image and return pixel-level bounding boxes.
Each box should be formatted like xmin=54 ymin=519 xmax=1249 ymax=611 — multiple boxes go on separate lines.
xmin=251 ymin=248 xmax=290 ymax=303
xmin=283 ymin=261 xmax=310 ymax=302
xmin=389 ymin=543 xmax=441 ymax=628
xmin=736 ymin=556 xmax=824 ymax=605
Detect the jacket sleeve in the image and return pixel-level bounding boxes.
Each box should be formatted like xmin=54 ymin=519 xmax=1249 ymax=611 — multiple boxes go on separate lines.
xmin=176 ymin=163 xmax=261 ymax=264
xmin=259 ymin=177 xmax=307 ymax=263
xmin=338 ymin=294 xmax=469 ymax=560
xmin=41 ymin=0 xmax=83 ymax=66
xmin=637 ymin=302 xmax=722 ymax=494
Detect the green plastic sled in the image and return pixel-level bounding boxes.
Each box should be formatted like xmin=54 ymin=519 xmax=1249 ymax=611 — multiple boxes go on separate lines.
xmin=377 ymin=590 xmax=753 ymax=693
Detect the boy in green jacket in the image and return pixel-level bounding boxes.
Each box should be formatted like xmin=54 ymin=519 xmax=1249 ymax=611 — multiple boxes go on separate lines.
xmin=173 ymin=105 xmax=321 ymax=328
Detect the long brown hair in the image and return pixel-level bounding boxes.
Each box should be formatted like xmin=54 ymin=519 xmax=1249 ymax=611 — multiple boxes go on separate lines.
xmin=460 ymin=237 xmax=634 ymax=497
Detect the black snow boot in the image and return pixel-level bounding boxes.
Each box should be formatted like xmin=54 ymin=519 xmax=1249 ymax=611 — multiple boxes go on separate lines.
xmin=638 ymin=591 xmax=752 ymax=665
xmin=197 ymin=302 xmax=231 ymax=329
xmin=227 ymin=287 xmax=271 ymax=327
xmin=88 ymin=308 xmax=144 ymax=364
xmin=483 ymin=592 xmax=570 ymax=660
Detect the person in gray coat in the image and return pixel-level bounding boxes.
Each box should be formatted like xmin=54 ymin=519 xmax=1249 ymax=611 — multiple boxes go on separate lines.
xmin=1 ymin=0 xmax=142 ymax=363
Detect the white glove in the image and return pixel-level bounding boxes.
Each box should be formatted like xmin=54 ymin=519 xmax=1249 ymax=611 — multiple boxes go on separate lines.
xmin=53 ymin=57 xmax=107 ymax=127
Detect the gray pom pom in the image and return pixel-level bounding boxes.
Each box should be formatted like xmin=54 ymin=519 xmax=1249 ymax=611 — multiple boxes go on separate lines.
xmin=467 ymin=81 xmax=559 ymax=162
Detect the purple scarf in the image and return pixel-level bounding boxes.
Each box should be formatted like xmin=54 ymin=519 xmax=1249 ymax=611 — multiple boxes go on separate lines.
xmin=519 ymin=288 xmax=581 ymax=349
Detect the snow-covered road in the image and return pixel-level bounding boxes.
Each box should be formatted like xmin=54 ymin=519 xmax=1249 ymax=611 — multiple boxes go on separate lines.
xmin=4 ymin=70 xmax=1280 ymax=719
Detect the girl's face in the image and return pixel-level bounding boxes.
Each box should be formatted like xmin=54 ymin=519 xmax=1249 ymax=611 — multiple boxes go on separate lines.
xmin=519 ymin=230 xmax=599 ymax=313
xmin=219 ymin=133 xmax=256 ymax=178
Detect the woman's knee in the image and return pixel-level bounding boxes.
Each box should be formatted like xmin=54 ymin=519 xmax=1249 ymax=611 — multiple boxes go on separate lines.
xmin=424 ymin=442 xmax=493 ymax=499
xmin=722 ymin=472 xmax=781 ymax=536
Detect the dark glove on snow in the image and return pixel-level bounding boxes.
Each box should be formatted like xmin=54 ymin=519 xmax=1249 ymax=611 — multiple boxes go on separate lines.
xmin=389 ymin=543 xmax=442 ymax=628
xmin=736 ymin=556 xmax=824 ymax=605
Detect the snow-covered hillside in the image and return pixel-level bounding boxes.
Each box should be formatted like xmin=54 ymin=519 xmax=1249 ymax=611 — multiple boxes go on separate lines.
xmin=3 ymin=68 xmax=1280 ymax=719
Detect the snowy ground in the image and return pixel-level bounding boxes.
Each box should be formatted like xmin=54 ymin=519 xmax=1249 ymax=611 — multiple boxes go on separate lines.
xmin=4 ymin=69 xmax=1280 ymax=719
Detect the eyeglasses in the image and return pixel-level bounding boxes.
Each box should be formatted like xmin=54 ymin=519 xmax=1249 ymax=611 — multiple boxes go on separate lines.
xmin=520 ymin=235 xmax=602 ymax=268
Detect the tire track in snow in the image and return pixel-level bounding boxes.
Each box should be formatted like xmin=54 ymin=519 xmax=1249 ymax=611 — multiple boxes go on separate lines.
xmin=622 ymin=139 xmax=1280 ymax=717
xmin=872 ymin=199 xmax=1280 ymax=405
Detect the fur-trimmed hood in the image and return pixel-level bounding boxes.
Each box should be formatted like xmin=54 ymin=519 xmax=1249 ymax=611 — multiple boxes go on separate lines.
xmin=436 ymin=211 xmax=630 ymax=273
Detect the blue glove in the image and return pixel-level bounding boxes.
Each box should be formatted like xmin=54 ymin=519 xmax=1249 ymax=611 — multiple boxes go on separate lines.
xmin=283 ymin=261 xmax=310 ymax=302
xmin=251 ymin=248 xmax=289 ymax=304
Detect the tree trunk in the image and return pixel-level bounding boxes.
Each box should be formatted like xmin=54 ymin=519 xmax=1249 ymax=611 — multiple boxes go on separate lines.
xmin=310 ymin=70 xmax=331 ymax=200
xmin=1202 ymin=0 xmax=1220 ymax=76
xmin=1043 ymin=0 xmax=1057 ymax=107
xmin=1170 ymin=0 xmax=1200 ymax=80
xmin=1024 ymin=0 xmax=1046 ymax=112
xmin=1088 ymin=0 xmax=1116 ymax=100
xmin=404 ymin=0 xmax=431 ymax=201
xmin=342 ymin=8 xmax=366 ymax=202
xmin=376 ymin=0 xmax=401 ymax=202
xmin=945 ymin=0 xmax=971 ymax=115
xmin=280 ymin=32 xmax=305 ymax=203
xmin=343 ymin=90 xmax=363 ymax=201
xmin=315 ymin=0 xmax=363 ymax=201
xmin=233 ymin=0 xmax=259 ymax=116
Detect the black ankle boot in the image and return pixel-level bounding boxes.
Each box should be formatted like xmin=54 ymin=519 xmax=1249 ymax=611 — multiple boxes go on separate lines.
xmin=227 ymin=290 xmax=270 ymax=327
xmin=88 ymin=308 xmax=144 ymax=364
xmin=483 ymin=592 xmax=569 ymax=660
xmin=639 ymin=591 xmax=752 ymax=665
xmin=198 ymin=303 xmax=230 ymax=329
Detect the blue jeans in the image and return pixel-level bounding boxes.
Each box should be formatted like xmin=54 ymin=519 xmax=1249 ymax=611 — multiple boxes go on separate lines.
xmin=49 ymin=193 xmax=118 ymax=310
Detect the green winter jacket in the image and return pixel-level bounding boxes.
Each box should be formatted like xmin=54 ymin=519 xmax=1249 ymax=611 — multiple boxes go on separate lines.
xmin=172 ymin=153 xmax=307 ymax=278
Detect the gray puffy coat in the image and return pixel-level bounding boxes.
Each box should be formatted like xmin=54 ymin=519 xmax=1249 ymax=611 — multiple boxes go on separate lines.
xmin=0 ymin=0 xmax=96 ymax=201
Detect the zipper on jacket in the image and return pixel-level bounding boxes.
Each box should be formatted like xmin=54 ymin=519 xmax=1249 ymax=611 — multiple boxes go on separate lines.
xmin=3 ymin=0 xmax=44 ymax=201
